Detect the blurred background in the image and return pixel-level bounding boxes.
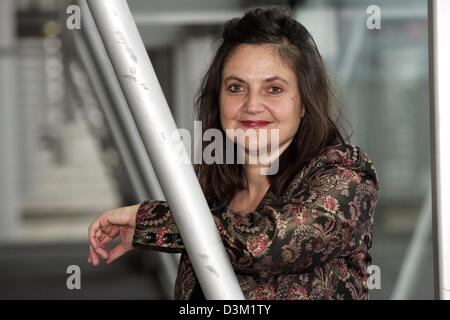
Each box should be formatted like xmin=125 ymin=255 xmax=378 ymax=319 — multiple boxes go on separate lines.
xmin=0 ymin=0 xmax=433 ymax=299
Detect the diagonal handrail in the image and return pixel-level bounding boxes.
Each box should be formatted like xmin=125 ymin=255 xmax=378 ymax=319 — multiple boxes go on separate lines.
xmin=86 ymin=0 xmax=244 ymax=300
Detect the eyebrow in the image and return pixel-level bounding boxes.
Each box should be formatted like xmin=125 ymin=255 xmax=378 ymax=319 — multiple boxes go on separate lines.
xmin=223 ymin=74 xmax=289 ymax=85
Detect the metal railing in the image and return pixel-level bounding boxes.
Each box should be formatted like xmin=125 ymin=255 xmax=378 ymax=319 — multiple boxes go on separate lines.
xmin=83 ymin=0 xmax=244 ymax=300
xmin=73 ymin=0 xmax=180 ymax=299
xmin=428 ymin=0 xmax=450 ymax=300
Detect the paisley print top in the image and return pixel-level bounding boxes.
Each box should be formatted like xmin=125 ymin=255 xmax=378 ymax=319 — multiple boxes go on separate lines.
xmin=132 ymin=142 xmax=379 ymax=300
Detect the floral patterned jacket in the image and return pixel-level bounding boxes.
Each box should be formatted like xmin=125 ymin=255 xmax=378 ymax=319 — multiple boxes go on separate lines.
xmin=132 ymin=142 xmax=379 ymax=300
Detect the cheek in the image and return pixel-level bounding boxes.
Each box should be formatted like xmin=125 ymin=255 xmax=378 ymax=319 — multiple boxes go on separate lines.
xmin=289 ymin=94 xmax=302 ymax=124
xmin=273 ymin=100 xmax=300 ymax=119
xmin=219 ymin=103 xmax=234 ymax=130
xmin=272 ymin=97 xmax=302 ymax=131
xmin=220 ymin=97 xmax=241 ymax=122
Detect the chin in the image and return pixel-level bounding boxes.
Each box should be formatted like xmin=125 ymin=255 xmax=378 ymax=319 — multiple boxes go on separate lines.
xmin=236 ymin=140 xmax=276 ymax=153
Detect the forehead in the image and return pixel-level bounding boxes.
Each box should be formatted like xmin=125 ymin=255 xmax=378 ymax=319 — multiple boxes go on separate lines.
xmin=222 ymin=44 xmax=295 ymax=80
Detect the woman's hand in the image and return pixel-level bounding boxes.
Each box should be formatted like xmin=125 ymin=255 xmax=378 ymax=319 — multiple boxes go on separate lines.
xmin=88 ymin=204 xmax=140 ymax=266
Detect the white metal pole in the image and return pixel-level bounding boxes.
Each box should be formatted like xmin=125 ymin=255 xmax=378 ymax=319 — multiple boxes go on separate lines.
xmin=79 ymin=0 xmax=165 ymax=200
xmin=391 ymin=191 xmax=432 ymax=300
xmin=74 ymin=30 xmax=178 ymax=299
xmin=0 ymin=0 xmax=19 ymax=241
xmin=77 ymin=0 xmax=180 ymax=297
xmin=87 ymin=0 xmax=244 ymax=300
xmin=429 ymin=0 xmax=450 ymax=300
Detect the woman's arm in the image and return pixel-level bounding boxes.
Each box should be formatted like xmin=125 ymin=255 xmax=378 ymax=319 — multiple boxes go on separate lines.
xmin=94 ymin=144 xmax=378 ymax=276
xmin=87 ymin=200 xmax=185 ymax=266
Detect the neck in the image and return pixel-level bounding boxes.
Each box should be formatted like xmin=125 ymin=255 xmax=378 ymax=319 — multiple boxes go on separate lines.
xmin=243 ymin=164 xmax=270 ymax=197
xmin=242 ymin=139 xmax=292 ymax=195
xmin=243 ymin=136 xmax=293 ymax=183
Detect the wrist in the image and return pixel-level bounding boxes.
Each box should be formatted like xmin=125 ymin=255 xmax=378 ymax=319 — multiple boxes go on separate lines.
xmin=126 ymin=204 xmax=140 ymax=228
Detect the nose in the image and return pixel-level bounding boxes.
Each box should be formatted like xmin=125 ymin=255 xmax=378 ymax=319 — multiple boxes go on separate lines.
xmin=243 ymin=90 xmax=265 ymax=114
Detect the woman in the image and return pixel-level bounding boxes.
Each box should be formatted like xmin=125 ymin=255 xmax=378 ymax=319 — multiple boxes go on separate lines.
xmin=88 ymin=7 xmax=379 ymax=300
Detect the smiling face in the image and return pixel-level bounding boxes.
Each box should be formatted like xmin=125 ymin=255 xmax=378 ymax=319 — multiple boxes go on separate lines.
xmin=219 ymin=44 xmax=304 ymax=156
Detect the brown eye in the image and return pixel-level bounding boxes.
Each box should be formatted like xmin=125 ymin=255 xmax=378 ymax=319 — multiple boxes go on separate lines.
xmin=228 ymin=84 xmax=243 ymax=93
xmin=268 ymin=86 xmax=283 ymax=94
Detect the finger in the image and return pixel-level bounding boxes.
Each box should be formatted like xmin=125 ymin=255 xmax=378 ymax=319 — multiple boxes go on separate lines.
xmin=89 ymin=247 xmax=95 ymax=265
xmin=91 ymin=213 xmax=116 ymax=249
xmin=94 ymin=230 xmax=103 ymax=246
xmin=101 ymin=225 xmax=119 ymax=243
xmin=88 ymin=247 xmax=95 ymax=264
xmin=89 ymin=220 xmax=100 ymax=249
xmin=90 ymin=245 xmax=100 ymax=266
xmin=105 ymin=243 xmax=130 ymax=264
xmin=99 ymin=235 xmax=114 ymax=249
xmin=95 ymin=246 xmax=109 ymax=260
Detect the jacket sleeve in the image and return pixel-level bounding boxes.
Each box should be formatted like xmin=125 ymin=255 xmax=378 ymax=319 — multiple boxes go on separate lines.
xmin=132 ymin=162 xmax=379 ymax=276
xmin=132 ymin=200 xmax=185 ymax=253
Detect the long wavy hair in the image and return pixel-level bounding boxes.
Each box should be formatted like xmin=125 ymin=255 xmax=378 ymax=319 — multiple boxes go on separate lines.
xmin=195 ymin=7 xmax=350 ymax=206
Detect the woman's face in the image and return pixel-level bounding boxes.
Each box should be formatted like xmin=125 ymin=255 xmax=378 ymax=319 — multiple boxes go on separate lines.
xmin=219 ymin=44 xmax=304 ymax=155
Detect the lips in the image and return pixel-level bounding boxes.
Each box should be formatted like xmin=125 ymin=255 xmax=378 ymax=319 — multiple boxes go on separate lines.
xmin=240 ymin=120 xmax=273 ymax=128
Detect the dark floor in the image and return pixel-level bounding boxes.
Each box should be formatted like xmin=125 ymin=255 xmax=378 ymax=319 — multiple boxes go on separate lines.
xmin=0 ymin=242 xmax=167 ymax=300
xmin=0 ymin=228 xmax=435 ymax=300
